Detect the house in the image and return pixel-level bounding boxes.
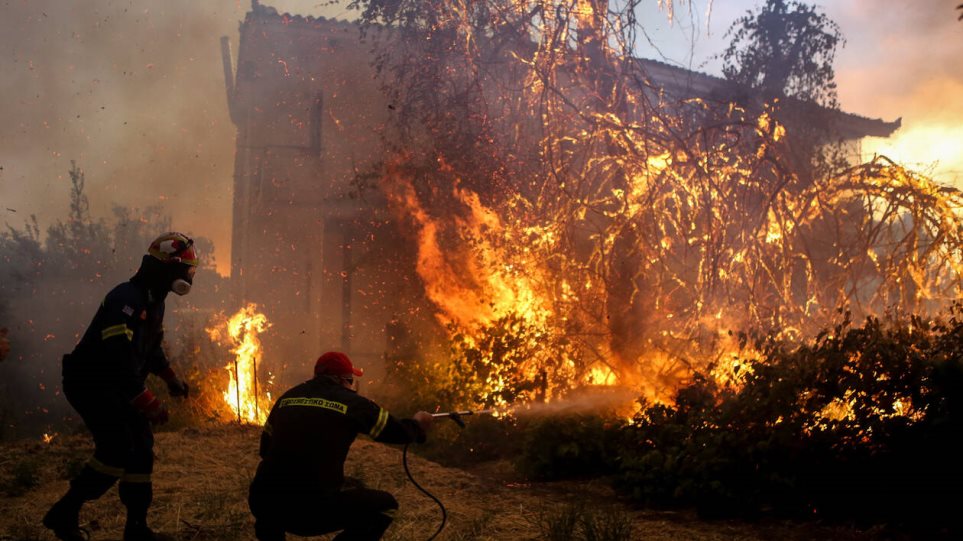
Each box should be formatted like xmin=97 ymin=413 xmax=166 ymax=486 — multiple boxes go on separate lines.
xmin=220 ymin=1 xmax=900 ymax=376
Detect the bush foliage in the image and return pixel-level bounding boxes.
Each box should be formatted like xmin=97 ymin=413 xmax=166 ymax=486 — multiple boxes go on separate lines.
xmin=514 ymin=414 xmax=619 ymax=481
xmin=397 ymin=305 xmax=963 ymax=531
xmin=616 ymin=308 xmax=963 ymax=527
xmin=0 ymin=162 xmax=227 ymax=440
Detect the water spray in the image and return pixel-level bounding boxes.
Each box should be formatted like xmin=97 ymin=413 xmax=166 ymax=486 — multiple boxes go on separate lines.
xmin=404 ymin=409 xmax=495 ymax=541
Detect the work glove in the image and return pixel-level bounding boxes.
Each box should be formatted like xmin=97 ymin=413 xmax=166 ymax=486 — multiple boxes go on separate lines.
xmin=131 ymin=389 xmax=169 ymax=425
xmin=413 ymin=411 xmax=434 ymax=433
xmin=159 ymin=367 xmax=190 ymax=398
xmin=408 ymin=411 xmax=433 ymax=443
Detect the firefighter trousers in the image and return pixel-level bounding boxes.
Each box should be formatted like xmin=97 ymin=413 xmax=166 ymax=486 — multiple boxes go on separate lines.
xmin=61 ymin=382 xmax=155 ymax=521
xmin=249 ymin=482 xmax=398 ymax=541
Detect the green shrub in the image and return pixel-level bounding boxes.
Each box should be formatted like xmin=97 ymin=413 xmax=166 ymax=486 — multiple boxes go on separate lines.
xmin=0 ymin=163 xmax=226 ymax=439
xmin=417 ymin=414 xmax=522 ymax=467
xmin=614 ymin=307 xmax=963 ymax=529
xmin=514 ymin=414 xmax=620 ymax=480
xmin=3 ymin=457 xmax=42 ymax=496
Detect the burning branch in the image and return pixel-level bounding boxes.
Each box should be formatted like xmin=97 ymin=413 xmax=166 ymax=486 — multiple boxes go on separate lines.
xmin=360 ymin=0 xmax=963 ymax=408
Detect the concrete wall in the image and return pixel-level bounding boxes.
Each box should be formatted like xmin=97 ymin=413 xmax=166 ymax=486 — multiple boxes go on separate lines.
xmin=227 ymin=6 xmax=414 ymax=379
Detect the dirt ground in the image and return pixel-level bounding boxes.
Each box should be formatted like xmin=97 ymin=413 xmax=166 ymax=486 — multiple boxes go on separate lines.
xmin=0 ymin=425 xmax=892 ymax=540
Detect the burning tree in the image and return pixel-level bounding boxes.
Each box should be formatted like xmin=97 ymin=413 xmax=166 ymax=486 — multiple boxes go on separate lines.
xmin=721 ymin=0 xmax=844 ymax=109
xmin=350 ymin=0 xmax=963 ymax=407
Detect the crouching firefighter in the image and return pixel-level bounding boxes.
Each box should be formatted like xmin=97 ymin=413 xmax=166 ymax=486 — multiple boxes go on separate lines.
xmin=249 ymin=351 xmax=434 ymax=541
xmin=44 ymin=232 xmax=198 ymax=541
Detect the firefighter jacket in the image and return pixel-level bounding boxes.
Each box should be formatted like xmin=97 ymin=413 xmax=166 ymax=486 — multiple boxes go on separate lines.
xmin=254 ymin=377 xmax=426 ymax=494
xmin=62 ymin=279 xmax=170 ymax=402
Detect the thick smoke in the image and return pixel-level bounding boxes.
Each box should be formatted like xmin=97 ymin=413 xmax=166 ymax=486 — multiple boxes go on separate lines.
xmin=0 ymin=0 xmax=237 ymax=439
xmin=0 ymin=168 xmax=229 ymax=440
xmin=1 ymin=0 xmax=959 ymax=436
xmin=0 ymin=0 xmax=253 ymax=275
xmin=0 ymin=1 xmax=345 ymax=439
xmin=2 ymin=2 xmax=957 ymax=272
xmin=633 ymin=1 xmax=962 ymax=183
xmin=831 ymin=0 xmax=963 ymax=183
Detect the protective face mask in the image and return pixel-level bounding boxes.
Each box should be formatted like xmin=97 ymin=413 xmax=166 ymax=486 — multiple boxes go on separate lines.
xmin=171 ymin=278 xmax=192 ymax=296
xmin=171 ymin=265 xmax=196 ymax=296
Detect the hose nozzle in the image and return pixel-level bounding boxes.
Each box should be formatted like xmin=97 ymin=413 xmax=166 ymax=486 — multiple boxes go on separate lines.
xmin=430 ymin=409 xmax=494 ymax=428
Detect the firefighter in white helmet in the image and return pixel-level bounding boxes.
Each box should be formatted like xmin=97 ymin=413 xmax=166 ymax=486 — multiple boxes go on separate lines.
xmin=44 ymin=232 xmax=197 ymax=541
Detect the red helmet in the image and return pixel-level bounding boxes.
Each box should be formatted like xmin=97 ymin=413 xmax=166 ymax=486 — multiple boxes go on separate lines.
xmin=314 ymin=351 xmax=364 ymax=378
xmin=148 ymin=232 xmax=199 ymax=267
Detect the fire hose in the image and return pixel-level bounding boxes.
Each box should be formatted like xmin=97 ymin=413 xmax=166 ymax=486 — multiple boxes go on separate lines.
xmin=403 ymin=410 xmax=493 ymax=541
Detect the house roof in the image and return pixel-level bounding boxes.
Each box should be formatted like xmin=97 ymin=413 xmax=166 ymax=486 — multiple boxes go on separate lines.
xmin=246 ymin=1 xmax=901 ymax=140
xmin=634 ymin=57 xmax=901 ymax=139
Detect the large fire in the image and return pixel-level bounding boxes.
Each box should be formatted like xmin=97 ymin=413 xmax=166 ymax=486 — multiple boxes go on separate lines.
xmin=206 ymin=303 xmax=273 ymax=425
xmin=369 ymin=0 xmax=963 ymax=416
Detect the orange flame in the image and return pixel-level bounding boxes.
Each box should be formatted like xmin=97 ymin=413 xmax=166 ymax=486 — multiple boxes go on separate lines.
xmin=386 ymin=172 xmax=552 ymax=331
xmin=585 ymin=365 xmax=617 ymax=386
xmin=206 ymin=303 xmax=273 ymax=425
xmin=383 ymin=165 xmax=586 ymax=408
xmin=370 ymin=0 xmax=963 ymax=417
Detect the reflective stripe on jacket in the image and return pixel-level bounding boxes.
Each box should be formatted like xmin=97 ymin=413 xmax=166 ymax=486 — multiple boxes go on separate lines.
xmin=63 ymin=280 xmax=169 ymax=402
xmin=254 ymin=377 xmax=424 ymax=493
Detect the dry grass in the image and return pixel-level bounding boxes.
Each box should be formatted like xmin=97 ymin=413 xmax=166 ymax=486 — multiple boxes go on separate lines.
xmin=1 ymin=424 xmax=885 ymax=540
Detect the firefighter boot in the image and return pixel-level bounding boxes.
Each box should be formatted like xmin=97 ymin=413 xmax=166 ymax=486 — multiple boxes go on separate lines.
xmin=42 ymin=497 xmax=87 ymax=541
xmin=253 ymin=518 xmax=286 ymax=541
xmin=332 ymin=510 xmax=394 ymax=541
xmin=44 ymin=465 xmax=116 ymax=541
xmin=119 ymin=481 xmax=172 ymax=541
